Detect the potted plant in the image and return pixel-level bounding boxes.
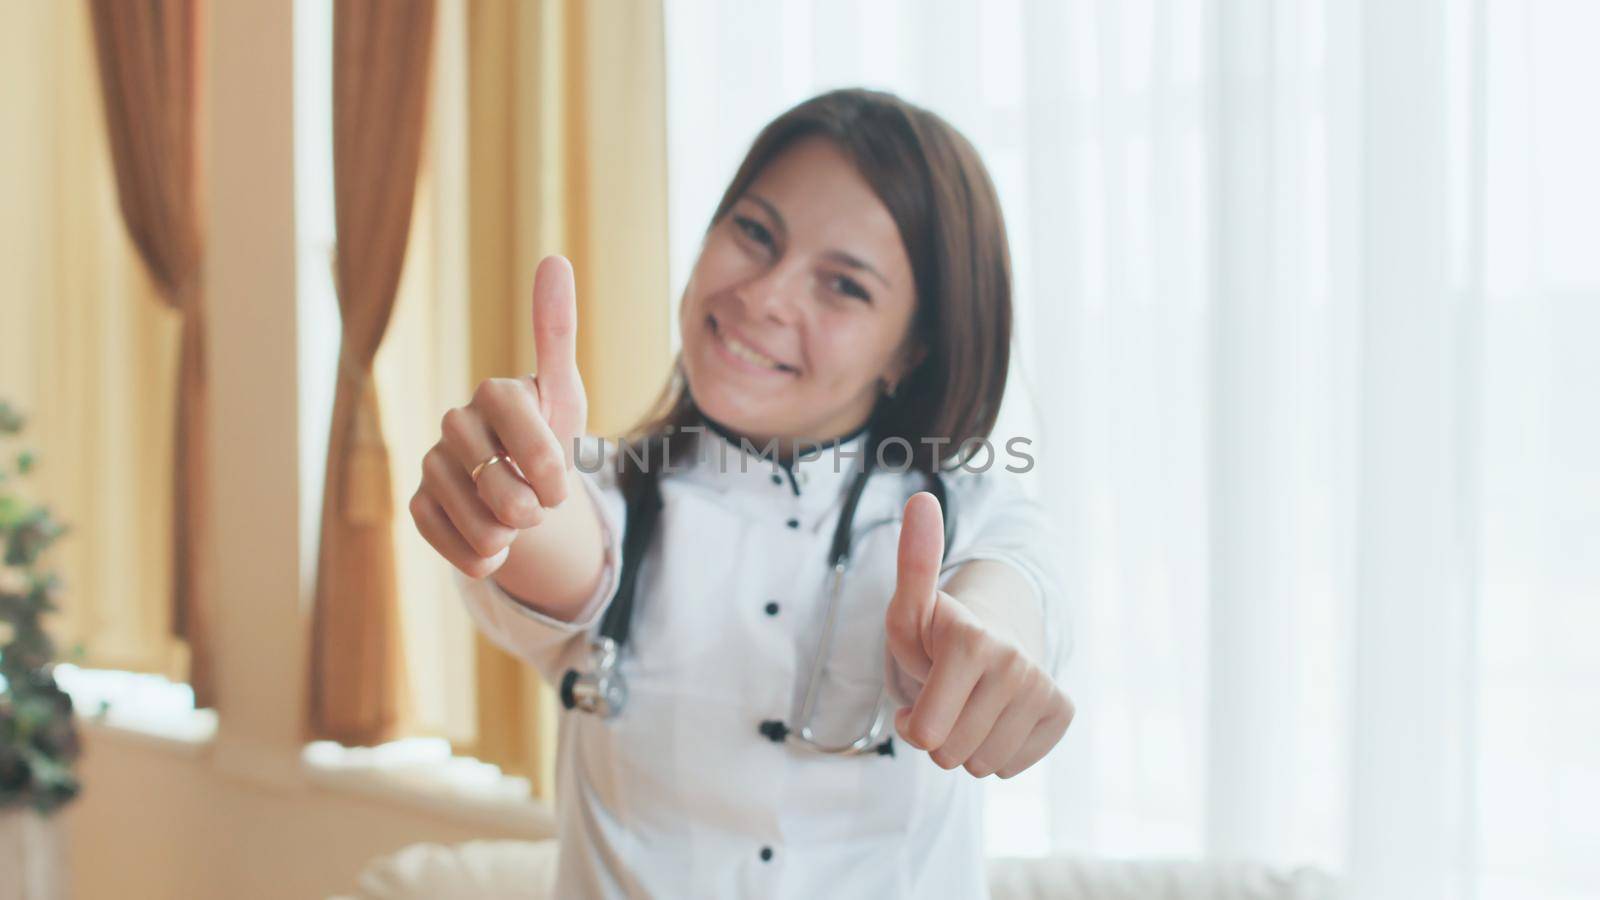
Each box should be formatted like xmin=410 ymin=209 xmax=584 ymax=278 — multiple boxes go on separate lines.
xmin=0 ymin=400 xmax=79 ymax=899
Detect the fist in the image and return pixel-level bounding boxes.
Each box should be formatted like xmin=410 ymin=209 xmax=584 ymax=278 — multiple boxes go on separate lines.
xmin=409 ymin=255 xmax=589 ymax=579
xmin=885 ymin=492 xmax=1075 ymax=778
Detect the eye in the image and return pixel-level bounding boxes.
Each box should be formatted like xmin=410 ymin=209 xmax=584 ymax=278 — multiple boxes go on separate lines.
xmin=828 ymin=273 xmax=872 ymax=303
xmin=733 ymin=215 xmax=775 ymax=249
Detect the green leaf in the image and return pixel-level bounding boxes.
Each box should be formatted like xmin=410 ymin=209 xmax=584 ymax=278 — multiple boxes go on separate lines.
xmin=0 ymin=495 xmax=23 ymax=528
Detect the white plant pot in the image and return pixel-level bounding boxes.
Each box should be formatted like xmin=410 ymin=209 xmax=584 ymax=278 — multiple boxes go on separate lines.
xmin=0 ymin=807 xmax=67 ymax=900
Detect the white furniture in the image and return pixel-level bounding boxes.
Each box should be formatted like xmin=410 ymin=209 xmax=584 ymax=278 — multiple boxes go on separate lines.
xmin=335 ymin=838 xmax=1340 ymax=900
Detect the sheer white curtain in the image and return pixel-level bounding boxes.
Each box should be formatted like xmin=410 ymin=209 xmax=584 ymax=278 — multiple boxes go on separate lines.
xmin=663 ymin=1 xmax=1599 ymax=896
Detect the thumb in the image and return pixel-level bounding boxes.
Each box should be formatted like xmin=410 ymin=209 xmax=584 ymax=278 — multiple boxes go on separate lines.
xmin=886 ymin=491 xmax=944 ymax=683
xmin=531 ymin=255 xmax=587 ymax=464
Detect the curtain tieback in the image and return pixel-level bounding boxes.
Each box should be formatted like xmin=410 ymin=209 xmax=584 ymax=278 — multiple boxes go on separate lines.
xmin=336 ymin=343 xmax=391 ymax=524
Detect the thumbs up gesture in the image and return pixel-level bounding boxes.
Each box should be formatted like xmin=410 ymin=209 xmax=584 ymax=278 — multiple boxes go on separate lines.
xmin=411 ymin=255 xmax=590 ymax=579
xmin=527 ymin=255 xmax=589 ymax=459
xmin=885 ymin=492 xmax=1075 ymax=778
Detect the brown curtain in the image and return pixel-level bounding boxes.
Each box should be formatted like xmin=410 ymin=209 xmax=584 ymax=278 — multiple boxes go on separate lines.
xmin=464 ymin=0 xmax=671 ymax=799
xmin=86 ymin=0 xmax=215 ymax=708
xmin=307 ymin=0 xmax=438 ymax=746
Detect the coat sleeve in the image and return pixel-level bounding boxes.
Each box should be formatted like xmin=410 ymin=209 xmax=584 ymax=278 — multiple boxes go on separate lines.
xmin=450 ymin=438 xmax=627 ymax=687
xmin=886 ymin=465 xmax=1071 ymax=707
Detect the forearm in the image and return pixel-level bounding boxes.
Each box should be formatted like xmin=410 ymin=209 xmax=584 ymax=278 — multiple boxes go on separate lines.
xmin=941 ymin=559 xmax=1046 ymax=667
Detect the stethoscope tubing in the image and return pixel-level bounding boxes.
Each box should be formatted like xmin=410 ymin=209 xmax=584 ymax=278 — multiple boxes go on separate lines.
xmin=561 ymin=428 xmax=951 ymax=759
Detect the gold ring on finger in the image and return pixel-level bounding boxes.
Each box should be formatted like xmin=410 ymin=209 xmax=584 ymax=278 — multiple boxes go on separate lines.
xmin=470 ymin=453 xmax=510 ymax=485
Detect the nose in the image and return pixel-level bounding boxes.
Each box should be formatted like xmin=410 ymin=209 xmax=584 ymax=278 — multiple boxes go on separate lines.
xmin=736 ymin=258 xmax=808 ymax=324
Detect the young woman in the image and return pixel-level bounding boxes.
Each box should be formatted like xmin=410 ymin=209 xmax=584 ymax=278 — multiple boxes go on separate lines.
xmin=411 ymin=89 xmax=1074 ymax=899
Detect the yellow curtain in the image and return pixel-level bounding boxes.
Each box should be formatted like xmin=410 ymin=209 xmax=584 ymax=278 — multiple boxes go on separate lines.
xmin=0 ymin=0 xmax=185 ymax=682
xmin=378 ymin=0 xmax=479 ymax=752
xmin=461 ymin=0 xmax=672 ymax=800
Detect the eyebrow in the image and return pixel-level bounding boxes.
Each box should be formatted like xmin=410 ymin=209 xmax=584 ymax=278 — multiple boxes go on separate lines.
xmin=743 ymin=192 xmax=893 ymax=289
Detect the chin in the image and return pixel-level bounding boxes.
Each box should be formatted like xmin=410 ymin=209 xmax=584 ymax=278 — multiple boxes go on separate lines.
xmin=683 ymin=367 xmax=781 ymax=434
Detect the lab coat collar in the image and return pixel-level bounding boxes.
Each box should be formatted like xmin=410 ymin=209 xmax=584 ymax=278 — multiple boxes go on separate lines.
xmin=684 ymin=411 xmax=872 ymax=506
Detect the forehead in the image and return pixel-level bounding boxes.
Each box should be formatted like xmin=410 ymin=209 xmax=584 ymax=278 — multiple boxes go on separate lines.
xmin=744 ymin=136 xmax=909 ymax=272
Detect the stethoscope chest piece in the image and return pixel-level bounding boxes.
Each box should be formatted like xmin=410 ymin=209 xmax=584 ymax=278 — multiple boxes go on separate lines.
xmin=560 ymin=636 xmax=628 ymax=718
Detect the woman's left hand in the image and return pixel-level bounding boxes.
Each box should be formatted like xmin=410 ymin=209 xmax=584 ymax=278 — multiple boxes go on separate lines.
xmin=884 ymin=493 xmax=1075 ymax=778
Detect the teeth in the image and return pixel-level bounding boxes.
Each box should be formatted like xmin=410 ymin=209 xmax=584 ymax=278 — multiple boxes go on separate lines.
xmin=722 ymin=330 xmax=783 ymax=370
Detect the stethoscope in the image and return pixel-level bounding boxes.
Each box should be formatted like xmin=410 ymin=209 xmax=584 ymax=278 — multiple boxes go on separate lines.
xmin=560 ymin=423 xmax=952 ymax=758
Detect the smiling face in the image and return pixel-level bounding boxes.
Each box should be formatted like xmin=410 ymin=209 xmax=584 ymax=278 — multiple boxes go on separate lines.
xmin=679 ymin=136 xmax=922 ymax=450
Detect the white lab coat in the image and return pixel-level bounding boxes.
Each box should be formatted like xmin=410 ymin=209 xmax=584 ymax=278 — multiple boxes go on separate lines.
xmin=453 ymin=424 xmax=1066 ymax=899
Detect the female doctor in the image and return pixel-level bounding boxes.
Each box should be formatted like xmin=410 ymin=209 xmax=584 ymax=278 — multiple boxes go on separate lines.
xmin=410 ymin=89 xmax=1075 ymax=898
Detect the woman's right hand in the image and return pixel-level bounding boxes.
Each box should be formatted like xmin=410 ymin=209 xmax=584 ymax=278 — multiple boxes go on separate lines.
xmin=410 ymin=255 xmax=589 ymax=579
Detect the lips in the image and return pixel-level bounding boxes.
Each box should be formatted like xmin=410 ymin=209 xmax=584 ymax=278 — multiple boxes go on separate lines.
xmin=709 ymin=315 xmax=798 ymax=374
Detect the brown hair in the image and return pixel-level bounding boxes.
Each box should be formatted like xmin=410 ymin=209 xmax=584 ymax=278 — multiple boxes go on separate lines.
xmin=626 ymin=88 xmax=1013 ymax=483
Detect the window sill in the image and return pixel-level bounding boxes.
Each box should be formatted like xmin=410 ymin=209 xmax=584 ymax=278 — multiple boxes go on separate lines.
xmin=59 ymin=663 xmax=218 ymax=755
xmin=302 ymin=738 xmax=555 ymax=836
xmin=60 ymin=666 xmax=554 ymax=838
xmin=77 ymin=708 xmax=218 ymax=755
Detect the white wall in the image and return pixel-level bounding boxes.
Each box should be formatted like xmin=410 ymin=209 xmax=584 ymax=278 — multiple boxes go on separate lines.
xmin=63 ymin=726 xmax=548 ymax=900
